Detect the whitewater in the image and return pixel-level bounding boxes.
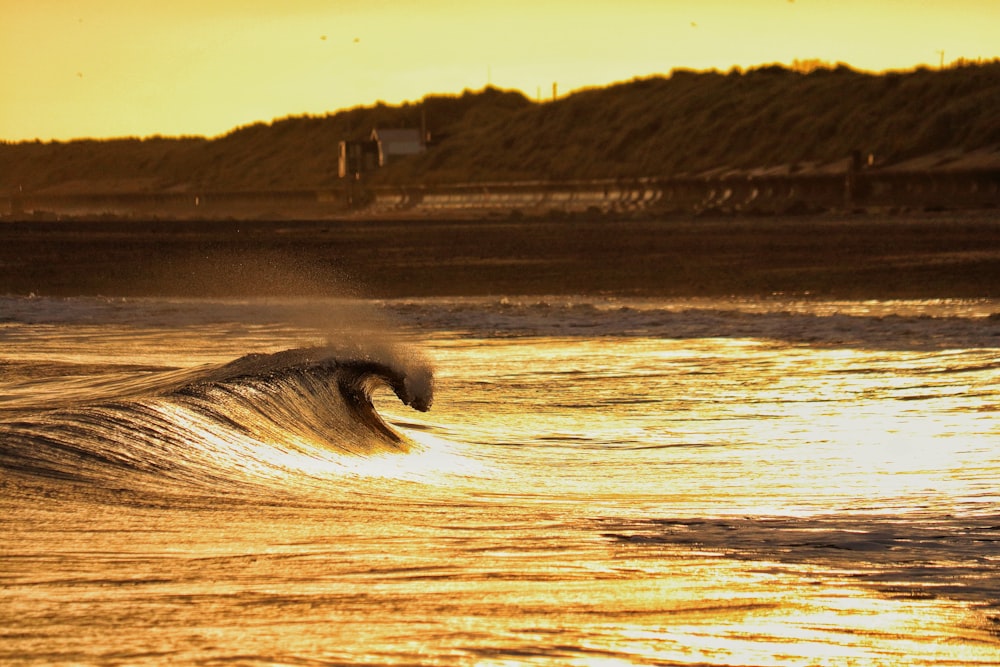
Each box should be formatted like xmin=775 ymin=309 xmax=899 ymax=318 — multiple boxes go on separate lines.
xmin=1 ymin=294 xmax=999 ymax=666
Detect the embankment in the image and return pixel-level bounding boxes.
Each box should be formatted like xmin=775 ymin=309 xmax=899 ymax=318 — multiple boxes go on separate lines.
xmin=4 ymin=168 xmax=998 ymax=220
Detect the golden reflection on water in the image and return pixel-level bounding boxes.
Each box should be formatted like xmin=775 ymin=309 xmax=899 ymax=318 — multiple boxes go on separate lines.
xmin=9 ymin=498 xmax=997 ymax=666
xmin=424 ymin=336 xmax=998 ymax=515
xmin=4 ymin=305 xmax=999 ymax=665
xmin=386 ymin=335 xmax=1000 ymax=664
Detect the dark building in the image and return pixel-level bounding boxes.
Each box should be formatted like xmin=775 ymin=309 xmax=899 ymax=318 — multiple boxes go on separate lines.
xmin=338 ymin=139 xmax=380 ymax=179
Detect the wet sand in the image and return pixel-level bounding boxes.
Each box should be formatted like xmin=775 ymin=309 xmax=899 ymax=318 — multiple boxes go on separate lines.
xmin=1 ymin=212 xmax=999 ymax=299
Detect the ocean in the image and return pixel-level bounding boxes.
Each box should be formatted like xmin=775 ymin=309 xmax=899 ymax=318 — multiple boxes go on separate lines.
xmin=2 ymin=294 xmax=998 ymax=666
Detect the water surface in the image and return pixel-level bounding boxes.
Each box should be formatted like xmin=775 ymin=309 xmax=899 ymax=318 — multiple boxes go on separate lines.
xmin=2 ymin=295 xmax=998 ymax=665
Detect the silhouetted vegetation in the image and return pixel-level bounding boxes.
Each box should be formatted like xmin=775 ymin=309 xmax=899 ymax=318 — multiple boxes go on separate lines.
xmin=2 ymin=62 xmax=999 ymax=194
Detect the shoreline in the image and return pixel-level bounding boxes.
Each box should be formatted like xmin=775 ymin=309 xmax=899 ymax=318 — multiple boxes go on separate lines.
xmin=2 ymin=211 xmax=999 ymax=301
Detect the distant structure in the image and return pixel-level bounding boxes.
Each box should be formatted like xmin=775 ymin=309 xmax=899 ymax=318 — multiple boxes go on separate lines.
xmin=338 ymin=140 xmax=380 ymax=179
xmin=338 ymin=128 xmax=426 ymax=179
xmin=371 ymin=128 xmax=425 ymax=166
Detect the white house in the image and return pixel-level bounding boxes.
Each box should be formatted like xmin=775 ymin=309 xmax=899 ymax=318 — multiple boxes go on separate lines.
xmin=371 ymin=128 xmax=425 ymax=167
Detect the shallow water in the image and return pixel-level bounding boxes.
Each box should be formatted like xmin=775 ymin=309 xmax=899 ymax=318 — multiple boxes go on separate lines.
xmin=2 ymin=295 xmax=999 ymax=665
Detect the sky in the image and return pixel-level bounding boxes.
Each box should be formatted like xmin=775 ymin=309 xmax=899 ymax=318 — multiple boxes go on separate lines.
xmin=2 ymin=0 xmax=999 ymax=142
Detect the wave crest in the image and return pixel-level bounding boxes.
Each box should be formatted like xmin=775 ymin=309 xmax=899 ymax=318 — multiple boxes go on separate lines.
xmin=0 ymin=346 xmax=434 ymax=494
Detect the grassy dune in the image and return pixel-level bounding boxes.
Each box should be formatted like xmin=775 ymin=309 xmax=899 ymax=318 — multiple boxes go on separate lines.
xmin=2 ymin=62 xmax=999 ymax=195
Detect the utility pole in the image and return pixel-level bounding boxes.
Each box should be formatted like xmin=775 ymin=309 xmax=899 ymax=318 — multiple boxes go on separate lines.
xmin=937 ymin=50 xmax=945 ymax=69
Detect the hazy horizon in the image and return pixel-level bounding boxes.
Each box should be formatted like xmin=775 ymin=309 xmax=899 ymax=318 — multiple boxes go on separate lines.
xmin=3 ymin=0 xmax=999 ymax=143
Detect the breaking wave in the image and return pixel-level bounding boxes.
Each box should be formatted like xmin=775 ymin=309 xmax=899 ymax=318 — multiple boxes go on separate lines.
xmin=0 ymin=346 xmax=434 ymax=496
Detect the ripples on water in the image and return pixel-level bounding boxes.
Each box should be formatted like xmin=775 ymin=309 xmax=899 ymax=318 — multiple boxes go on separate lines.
xmin=1 ymin=295 xmax=998 ymax=665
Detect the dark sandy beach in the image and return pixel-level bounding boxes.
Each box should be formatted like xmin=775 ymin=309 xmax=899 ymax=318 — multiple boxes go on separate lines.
xmin=2 ymin=212 xmax=999 ymax=299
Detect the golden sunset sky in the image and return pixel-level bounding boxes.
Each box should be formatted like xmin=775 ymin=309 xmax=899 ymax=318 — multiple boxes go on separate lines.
xmin=2 ymin=0 xmax=998 ymax=141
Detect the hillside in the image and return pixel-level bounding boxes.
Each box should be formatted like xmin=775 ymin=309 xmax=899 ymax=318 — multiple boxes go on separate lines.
xmin=2 ymin=62 xmax=1000 ymax=195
